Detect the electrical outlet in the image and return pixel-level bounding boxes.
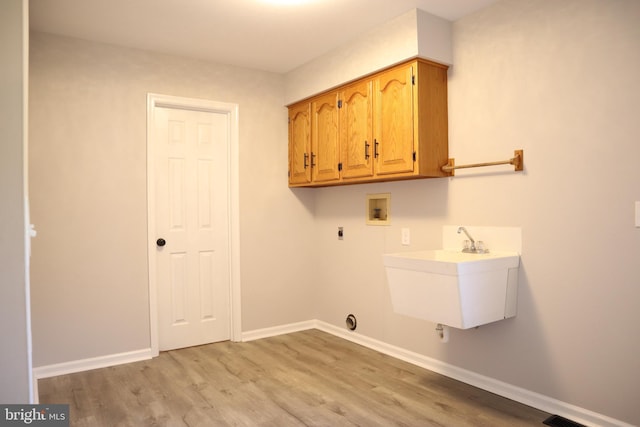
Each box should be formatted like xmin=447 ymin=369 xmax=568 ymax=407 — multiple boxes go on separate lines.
xmin=401 ymin=228 xmax=410 ymax=245
xmin=338 ymin=227 xmax=344 ymax=240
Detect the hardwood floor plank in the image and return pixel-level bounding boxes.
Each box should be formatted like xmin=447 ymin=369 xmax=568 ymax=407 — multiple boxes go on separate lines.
xmin=39 ymin=330 xmax=549 ymax=426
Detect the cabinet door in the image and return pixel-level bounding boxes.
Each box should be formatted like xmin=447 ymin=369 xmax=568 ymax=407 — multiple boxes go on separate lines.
xmin=311 ymin=92 xmax=340 ymax=183
xmin=340 ymin=80 xmax=373 ymax=179
xmin=288 ymin=102 xmax=311 ymax=185
xmin=374 ymin=63 xmax=415 ymax=175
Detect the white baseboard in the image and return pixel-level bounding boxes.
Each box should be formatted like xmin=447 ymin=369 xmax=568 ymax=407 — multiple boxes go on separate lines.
xmin=244 ymin=320 xmax=633 ymax=427
xmin=241 ymin=320 xmax=317 ymax=342
xmin=33 ymin=348 xmax=153 ymax=380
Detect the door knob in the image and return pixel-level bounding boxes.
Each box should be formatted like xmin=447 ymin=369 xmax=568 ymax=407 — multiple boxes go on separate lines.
xmin=156 ymin=238 xmax=166 ymax=247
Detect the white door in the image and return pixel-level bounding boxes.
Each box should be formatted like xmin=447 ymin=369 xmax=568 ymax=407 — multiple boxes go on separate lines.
xmin=152 ymin=105 xmax=231 ymax=351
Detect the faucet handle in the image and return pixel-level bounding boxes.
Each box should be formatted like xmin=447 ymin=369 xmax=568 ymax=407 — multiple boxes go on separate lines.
xmin=476 ymin=241 xmax=489 ymax=253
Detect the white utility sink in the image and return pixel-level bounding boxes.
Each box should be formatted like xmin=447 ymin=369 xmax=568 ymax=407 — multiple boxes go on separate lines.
xmin=384 ymin=250 xmax=520 ymax=329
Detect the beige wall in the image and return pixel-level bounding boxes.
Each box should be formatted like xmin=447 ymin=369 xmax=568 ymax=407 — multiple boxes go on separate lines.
xmin=284 ymin=8 xmax=452 ymax=105
xmin=0 ymin=0 xmax=32 ymax=403
xmin=29 ymin=33 xmax=316 ymax=366
xmin=310 ymin=0 xmax=640 ymax=424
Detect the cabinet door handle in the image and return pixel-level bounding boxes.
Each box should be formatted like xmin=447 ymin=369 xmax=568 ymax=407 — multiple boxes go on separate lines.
xmin=303 ymin=153 xmax=309 ymax=169
xmin=311 ymin=152 xmax=316 ymax=167
xmin=374 ymin=139 xmax=379 ymax=158
xmin=365 ymin=141 xmax=370 ymax=159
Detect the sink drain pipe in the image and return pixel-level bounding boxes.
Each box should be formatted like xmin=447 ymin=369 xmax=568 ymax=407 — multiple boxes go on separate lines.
xmin=435 ymin=324 xmax=450 ymax=343
xmin=346 ymin=314 xmax=357 ymax=331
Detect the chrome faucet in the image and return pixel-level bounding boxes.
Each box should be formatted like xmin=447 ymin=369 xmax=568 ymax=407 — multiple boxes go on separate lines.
xmin=457 ymin=226 xmax=488 ymax=253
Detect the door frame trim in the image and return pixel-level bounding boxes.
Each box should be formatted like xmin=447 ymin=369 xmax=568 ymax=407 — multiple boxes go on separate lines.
xmin=146 ymin=93 xmax=241 ymax=356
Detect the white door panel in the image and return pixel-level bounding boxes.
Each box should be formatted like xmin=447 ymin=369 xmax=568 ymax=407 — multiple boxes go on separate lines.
xmin=153 ymin=107 xmax=230 ymax=351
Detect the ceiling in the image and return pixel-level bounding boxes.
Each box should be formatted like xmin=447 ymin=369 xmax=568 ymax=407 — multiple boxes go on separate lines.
xmin=29 ymin=0 xmax=498 ymax=74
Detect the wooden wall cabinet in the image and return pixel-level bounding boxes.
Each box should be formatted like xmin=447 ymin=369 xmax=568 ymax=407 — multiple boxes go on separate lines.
xmin=288 ymin=101 xmax=311 ymax=185
xmin=311 ymin=92 xmax=341 ymax=184
xmin=288 ymin=58 xmax=449 ymax=187
xmin=340 ymin=79 xmax=374 ymax=179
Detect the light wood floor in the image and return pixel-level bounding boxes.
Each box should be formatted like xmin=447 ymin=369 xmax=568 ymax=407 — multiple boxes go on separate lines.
xmin=39 ymin=329 xmax=549 ymax=426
